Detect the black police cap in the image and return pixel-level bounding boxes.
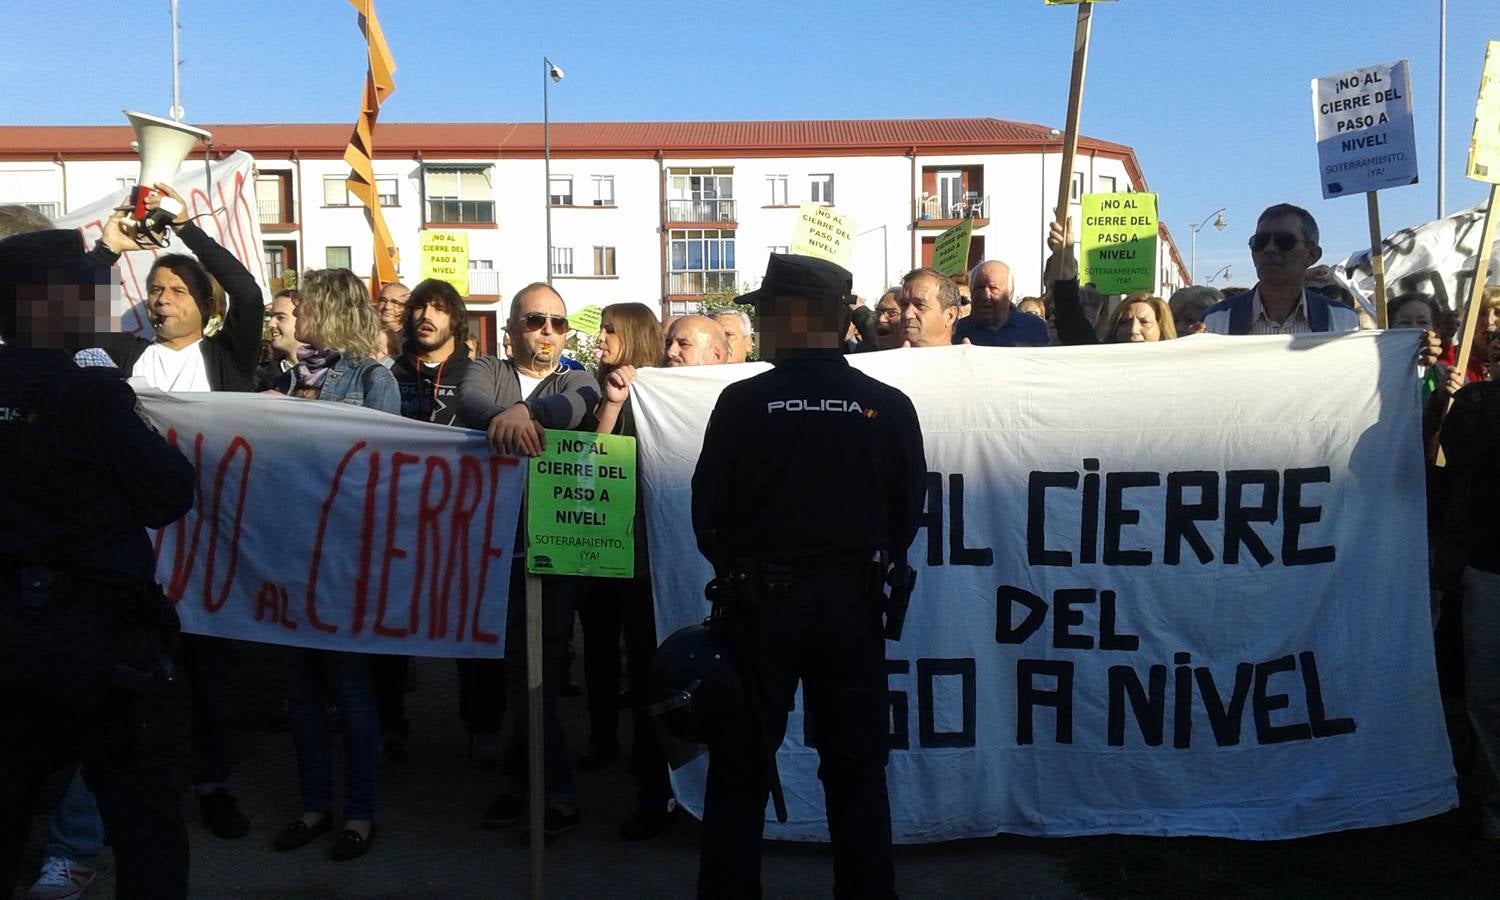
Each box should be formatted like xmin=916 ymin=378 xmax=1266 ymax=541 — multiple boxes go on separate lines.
xmin=734 ymin=253 xmax=853 ymax=307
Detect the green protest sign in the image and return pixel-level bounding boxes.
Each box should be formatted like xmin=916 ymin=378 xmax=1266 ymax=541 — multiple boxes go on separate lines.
xmin=527 ymin=430 xmax=636 ymax=578
xmin=1079 ymin=192 xmax=1158 ymax=294
xmin=931 ymin=218 xmax=973 ymax=276
xmin=570 ymin=304 xmax=603 ymax=336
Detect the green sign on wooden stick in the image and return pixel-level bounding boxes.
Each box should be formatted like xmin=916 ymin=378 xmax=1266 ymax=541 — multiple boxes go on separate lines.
xmin=527 ymin=430 xmax=636 ymax=578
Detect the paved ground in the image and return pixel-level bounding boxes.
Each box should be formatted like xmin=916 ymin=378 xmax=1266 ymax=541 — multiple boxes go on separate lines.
xmin=14 ymin=649 xmax=1084 ymax=900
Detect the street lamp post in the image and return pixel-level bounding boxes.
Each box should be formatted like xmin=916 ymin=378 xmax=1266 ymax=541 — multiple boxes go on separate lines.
xmin=1189 ymin=207 xmax=1227 ymax=284
xmin=543 ymin=57 xmax=564 ymax=285
xmin=1206 ymin=264 xmax=1233 ymax=285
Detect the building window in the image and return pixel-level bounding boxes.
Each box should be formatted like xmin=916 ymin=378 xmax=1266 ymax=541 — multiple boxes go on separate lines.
xmin=593 ymin=246 xmax=616 ymax=276
xmin=322 ymin=174 xmax=398 ymax=207
xmin=809 ymin=173 xmax=834 ymax=205
xmin=667 ymin=167 xmax=735 ymax=222
xmin=425 ymin=166 xmax=495 ymax=223
xmin=549 ymin=176 xmax=573 ymax=206
xmin=1070 ymin=171 xmax=1084 ymax=202
xmin=257 ymin=172 xmax=292 ymax=224
xmin=264 ymin=246 xmax=286 ymax=280
xmin=551 ymin=247 xmax=574 ymax=276
xmin=116 ymin=176 xmax=138 ymax=193
xmin=468 ymin=258 xmax=498 ymax=295
xmin=592 ymin=175 xmax=614 ymax=206
xmin=766 ymin=175 xmax=788 ymax=206
xmin=1097 ymin=175 xmax=1117 ymax=193
xmin=668 ymin=228 xmax=736 ymax=295
xmin=327 ymin=246 xmax=352 ymax=269
xmin=768 ymin=244 xmax=789 ymax=255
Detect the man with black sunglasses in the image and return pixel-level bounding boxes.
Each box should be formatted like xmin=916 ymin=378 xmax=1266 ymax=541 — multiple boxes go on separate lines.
xmin=1202 ymin=204 xmax=1360 ymax=336
xmin=456 ymin=281 xmax=600 ymax=838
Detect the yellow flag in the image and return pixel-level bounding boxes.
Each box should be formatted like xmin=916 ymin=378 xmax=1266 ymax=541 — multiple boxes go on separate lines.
xmin=344 ymin=0 xmax=400 ymax=292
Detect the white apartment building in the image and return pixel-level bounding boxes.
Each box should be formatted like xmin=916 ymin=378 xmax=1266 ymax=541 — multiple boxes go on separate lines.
xmin=0 ymin=118 xmax=1187 ymax=351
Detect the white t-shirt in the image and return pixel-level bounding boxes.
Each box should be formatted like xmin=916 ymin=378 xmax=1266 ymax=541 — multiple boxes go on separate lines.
xmin=517 ymin=371 xmax=543 ymax=399
xmin=133 ymin=339 xmax=211 ymax=391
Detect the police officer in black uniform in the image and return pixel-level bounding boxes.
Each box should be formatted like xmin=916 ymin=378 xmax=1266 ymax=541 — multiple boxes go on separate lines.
xmin=690 ymin=253 xmax=927 ymax=899
xmin=0 ymin=220 xmax=195 ymax=899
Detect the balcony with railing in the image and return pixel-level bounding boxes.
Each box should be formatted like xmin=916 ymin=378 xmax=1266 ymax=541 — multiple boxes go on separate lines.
xmin=22 ymin=201 xmax=60 ymax=220
xmin=915 ymin=193 xmax=989 ymax=228
xmin=668 ymin=270 xmax=737 ymax=296
xmin=665 ymin=198 xmax=737 ymax=224
xmin=467 ymin=267 xmax=501 ymax=297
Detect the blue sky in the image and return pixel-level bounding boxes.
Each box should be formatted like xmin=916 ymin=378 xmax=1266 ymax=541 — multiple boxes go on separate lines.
xmin=3 ymin=0 xmax=1492 ymax=285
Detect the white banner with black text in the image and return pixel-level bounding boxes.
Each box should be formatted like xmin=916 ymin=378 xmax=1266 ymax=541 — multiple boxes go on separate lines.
xmin=630 ymin=334 xmax=1456 ymax=841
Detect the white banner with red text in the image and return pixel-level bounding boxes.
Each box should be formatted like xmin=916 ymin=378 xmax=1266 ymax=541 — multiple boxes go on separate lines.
xmin=56 ymin=151 xmax=272 ymax=338
xmin=628 ymin=333 xmax=1456 ymax=841
xmin=136 ymin=389 xmax=522 ymax=658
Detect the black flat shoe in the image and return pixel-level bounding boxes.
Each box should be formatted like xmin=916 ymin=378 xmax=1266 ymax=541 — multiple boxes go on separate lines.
xmin=330 ymin=824 xmax=377 ymax=862
xmin=272 ymin=815 xmax=331 ymax=852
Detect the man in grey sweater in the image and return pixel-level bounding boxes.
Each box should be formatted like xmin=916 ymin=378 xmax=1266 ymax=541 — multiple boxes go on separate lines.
xmin=456 ymin=282 xmax=599 ymax=837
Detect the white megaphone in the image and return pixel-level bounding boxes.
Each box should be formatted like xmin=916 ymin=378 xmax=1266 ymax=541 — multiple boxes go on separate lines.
xmin=123 ymin=109 xmax=212 ymax=242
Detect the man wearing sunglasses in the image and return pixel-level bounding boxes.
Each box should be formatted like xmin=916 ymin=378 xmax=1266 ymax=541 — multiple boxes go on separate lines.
xmin=456 ymin=281 xmax=601 ymax=838
xmin=1201 ymin=205 xmax=1359 ymax=335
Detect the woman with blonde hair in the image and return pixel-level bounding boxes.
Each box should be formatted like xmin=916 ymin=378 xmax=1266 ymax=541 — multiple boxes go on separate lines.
xmin=1102 ymin=292 xmax=1178 ymax=343
xmin=271 ymin=268 xmax=397 ymax=861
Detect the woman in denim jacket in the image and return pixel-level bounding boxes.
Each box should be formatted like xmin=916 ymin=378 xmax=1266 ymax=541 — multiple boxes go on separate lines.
xmin=271 ymin=268 xmax=397 ymax=861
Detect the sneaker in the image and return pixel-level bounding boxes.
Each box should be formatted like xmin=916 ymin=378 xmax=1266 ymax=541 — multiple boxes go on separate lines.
xmin=481 ymin=792 xmax=524 ymax=829
xmin=520 ymin=804 xmax=580 ymax=841
xmin=199 ymin=788 xmax=250 ymax=839
xmin=25 ymin=856 xmax=94 ymax=900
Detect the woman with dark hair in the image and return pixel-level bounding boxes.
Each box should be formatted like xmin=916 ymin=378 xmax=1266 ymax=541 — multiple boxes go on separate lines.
xmin=576 ymin=302 xmax=675 ymax=838
xmin=271 ymin=268 xmax=397 ymax=862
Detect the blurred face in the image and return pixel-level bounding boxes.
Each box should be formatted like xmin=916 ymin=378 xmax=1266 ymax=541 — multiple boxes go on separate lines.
xmin=874 ymin=290 xmax=902 ymax=350
xmin=1475 ymin=303 xmax=1500 ymax=352
xmin=146 ymin=265 xmax=204 ymax=344
xmin=713 ymin=312 xmax=753 ymax=363
xmin=969 ymin=261 xmax=1013 ymax=328
xmin=1391 ymin=299 xmax=1434 ymax=332
xmin=1250 ymin=213 xmax=1320 ymax=287
xmin=899 ymin=274 xmax=956 ymax=347
xmin=411 ymin=300 xmax=455 ymax=354
xmin=598 ymin=317 xmax=623 ymax=366
xmin=267 ymin=295 xmax=300 ymax=356
xmin=663 ymin=316 xmax=725 ymax=367
xmin=1114 ymin=301 xmax=1162 ymax=343
xmin=1174 ymin=306 xmax=1208 ymax=335
xmin=507 ymin=287 xmax=569 ymax=370
xmin=376 ymin=284 xmax=409 ymax=334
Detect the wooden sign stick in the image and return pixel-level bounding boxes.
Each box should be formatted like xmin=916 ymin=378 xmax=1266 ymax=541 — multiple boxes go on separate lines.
xmin=1367 ymin=192 xmax=1390 ymax=328
xmin=1048 ymin=1 xmax=1094 ymax=284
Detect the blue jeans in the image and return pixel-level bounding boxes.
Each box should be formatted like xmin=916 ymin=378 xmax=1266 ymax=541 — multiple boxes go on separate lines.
xmin=503 ymin=559 xmax=577 ymax=804
xmin=285 ymin=649 xmax=379 ymax=821
xmin=43 ymin=768 xmax=104 ymax=866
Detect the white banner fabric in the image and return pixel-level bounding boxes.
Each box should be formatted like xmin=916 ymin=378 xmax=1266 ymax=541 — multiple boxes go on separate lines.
xmin=136 ymin=390 xmax=521 ymax=658
xmin=1332 ymin=204 xmax=1499 ymax=314
xmin=55 ymin=151 xmax=272 ymax=338
xmin=631 ymin=335 xmax=1456 ymax=841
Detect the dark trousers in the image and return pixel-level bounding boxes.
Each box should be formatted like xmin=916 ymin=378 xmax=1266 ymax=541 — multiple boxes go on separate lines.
xmin=578 ymin=576 xmax=670 ymax=808
xmin=374 ymin=654 xmax=410 ymax=739
xmin=502 ymin=559 xmax=577 ymax=802
xmin=698 ymin=571 xmax=895 ymax=900
xmin=178 ymin=633 xmax=235 ymax=789
xmin=456 ymin=658 xmax=507 ymax=734
xmin=0 ymin=577 xmax=188 ymax=900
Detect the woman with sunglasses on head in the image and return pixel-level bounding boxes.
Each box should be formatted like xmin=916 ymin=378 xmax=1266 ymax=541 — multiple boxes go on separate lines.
xmin=270 ymin=268 xmax=398 ymax=862
xmin=580 ymin=304 xmax=677 ymax=838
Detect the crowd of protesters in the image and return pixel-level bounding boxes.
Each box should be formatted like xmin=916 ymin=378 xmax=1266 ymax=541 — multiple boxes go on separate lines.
xmin=3 ymin=188 xmax=1499 ymax=900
